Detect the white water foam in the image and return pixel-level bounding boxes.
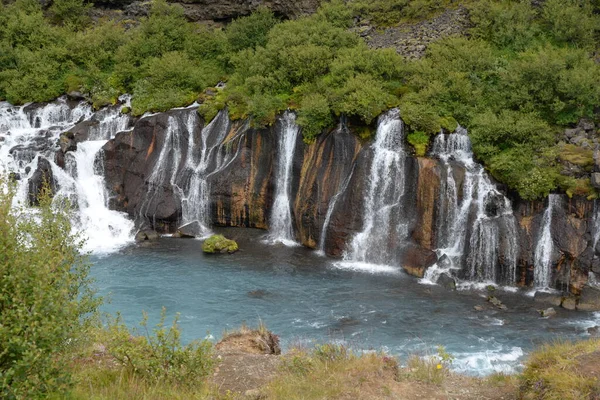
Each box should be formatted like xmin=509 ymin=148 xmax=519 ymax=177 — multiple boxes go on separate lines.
xmin=452 ymin=346 xmax=524 ymax=376
xmin=62 ymin=141 xmax=134 ymax=254
xmin=333 ymin=261 xmax=401 ymax=275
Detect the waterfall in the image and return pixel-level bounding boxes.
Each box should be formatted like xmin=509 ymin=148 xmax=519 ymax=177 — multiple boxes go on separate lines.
xmin=427 ymin=128 xmax=518 ymax=285
xmin=180 ymin=110 xmax=233 ymax=237
xmin=0 ymin=98 xmax=134 ymax=254
xmin=341 ymin=109 xmax=407 ymax=267
xmin=62 ymin=141 xmax=134 ymax=253
xmin=137 ymin=114 xmax=186 ymax=224
xmin=267 ymin=111 xmax=300 ymax=245
xmin=534 ymin=194 xmax=559 ymax=289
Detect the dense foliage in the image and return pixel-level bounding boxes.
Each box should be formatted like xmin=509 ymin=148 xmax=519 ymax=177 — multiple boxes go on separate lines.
xmin=0 ymin=181 xmax=98 ymax=399
xmin=1 ymin=0 xmax=599 ymax=198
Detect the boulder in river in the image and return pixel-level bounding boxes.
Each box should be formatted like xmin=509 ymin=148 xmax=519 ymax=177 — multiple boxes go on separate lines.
xmin=577 ymin=286 xmax=600 ymax=311
xmin=135 ymin=229 xmax=160 ymax=242
xmin=561 ymin=296 xmax=577 ymax=310
xmin=202 ymin=234 xmax=239 ymax=254
xmin=540 ymin=307 xmax=557 ymax=318
xmin=534 ymin=291 xmax=563 ymax=307
xmin=437 ymin=273 xmax=456 ymax=291
xmin=174 ymin=221 xmax=202 ymax=238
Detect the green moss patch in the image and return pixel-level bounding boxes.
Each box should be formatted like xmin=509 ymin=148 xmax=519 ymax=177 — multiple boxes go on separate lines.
xmin=558 ymin=144 xmax=594 ymax=168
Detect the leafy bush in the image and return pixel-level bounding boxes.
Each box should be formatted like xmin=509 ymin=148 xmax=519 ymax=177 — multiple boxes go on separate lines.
xmin=297 ymin=93 xmax=334 ymax=143
xmin=105 ymin=309 xmax=214 ymax=387
xmin=0 ymin=180 xmax=99 ymax=399
xmin=407 ymin=131 xmax=430 ymax=156
xmin=225 ymin=6 xmax=277 ymax=52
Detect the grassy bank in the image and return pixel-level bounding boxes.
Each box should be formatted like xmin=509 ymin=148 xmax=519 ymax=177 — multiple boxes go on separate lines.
xmin=57 ymin=320 xmax=600 ymax=400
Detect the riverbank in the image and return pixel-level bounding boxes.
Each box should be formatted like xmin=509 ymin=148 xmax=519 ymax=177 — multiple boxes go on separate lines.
xmin=68 ymin=322 xmax=600 ymax=399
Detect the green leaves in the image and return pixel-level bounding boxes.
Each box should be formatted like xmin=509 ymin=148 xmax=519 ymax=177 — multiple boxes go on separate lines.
xmin=0 ymin=178 xmax=99 ymax=398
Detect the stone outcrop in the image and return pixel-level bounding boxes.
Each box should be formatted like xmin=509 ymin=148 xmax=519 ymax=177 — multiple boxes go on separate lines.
xmin=121 ymin=0 xmax=321 ymax=23
xmin=28 ymin=157 xmax=56 ymax=205
xmin=360 ymin=7 xmax=470 ymax=59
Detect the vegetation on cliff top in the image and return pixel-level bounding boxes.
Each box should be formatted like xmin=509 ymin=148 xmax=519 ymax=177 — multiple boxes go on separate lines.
xmin=1 ymin=0 xmax=599 ymax=199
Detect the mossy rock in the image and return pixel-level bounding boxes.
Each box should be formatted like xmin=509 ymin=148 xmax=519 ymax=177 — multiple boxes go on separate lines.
xmin=121 ymin=106 xmax=131 ymax=114
xmin=202 ymin=234 xmax=238 ymax=254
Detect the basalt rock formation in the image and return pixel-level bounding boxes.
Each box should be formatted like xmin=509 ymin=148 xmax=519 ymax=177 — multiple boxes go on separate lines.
xmin=4 ymin=98 xmax=599 ymax=305
xmin=98 ymin=106 xmax=600 ymax=305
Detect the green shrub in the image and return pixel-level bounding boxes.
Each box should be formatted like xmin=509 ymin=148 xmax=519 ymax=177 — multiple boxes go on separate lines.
xmin=225 ymin=7 xmax=277 ymax=52
xmin=48 ymin=0 xmax=91 ymax=29
xmin=297 ymin=93 xmax=333 ymax=143
xmin=407 ymin=131 xmax=430 ymax=156
xmin=0 ymin=180 xmax=99 ymax=399
xmin=105 ymin=308 xmax=214 ymax=387
xmin=349 ymin=0 xmax=453 ymax=26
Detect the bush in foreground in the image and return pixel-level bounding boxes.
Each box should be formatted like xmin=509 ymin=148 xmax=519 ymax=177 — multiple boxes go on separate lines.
xmin=0 ymin=180 xmax=99 ymax=399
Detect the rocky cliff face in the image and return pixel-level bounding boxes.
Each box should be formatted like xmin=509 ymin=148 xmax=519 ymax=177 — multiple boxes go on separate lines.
xmin=99 ymin=106 xmax=600 ymax=305
xmin=88 ymin=0 xmax=322 ymax=23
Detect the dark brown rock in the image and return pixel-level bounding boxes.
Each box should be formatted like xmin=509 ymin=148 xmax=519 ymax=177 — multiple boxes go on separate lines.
xmin=28 ymin=157 xmax=56 ymax=205
xmin=402 ymin=245 xmax=437 ymax=278
xmin=294 ymin=124 xmax=361 ymax=250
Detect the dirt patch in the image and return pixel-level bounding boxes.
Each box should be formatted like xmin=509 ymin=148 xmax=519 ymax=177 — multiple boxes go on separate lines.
xmin=575 ymin=350 xmax=600 ymax=380
xmin=212 ymin=352 xmax=282 ymax=395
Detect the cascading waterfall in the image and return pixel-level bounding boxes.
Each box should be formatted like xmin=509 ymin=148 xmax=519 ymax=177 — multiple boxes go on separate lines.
xmin=62 ymin=141 xmax=134 ymax=253
xmin=180 ymin=110 xmax=234 ymax=237
xmin=534 ymin=194 xmax=559 ymax=289
xmin=267 ymin=111 xmax=300 ymax=245
xmin=425 ymin=127 xmax=518 ymax=285
xmin=341 ymin=109 xmax=407 ymax=268
xmin=137 ymin=114 xmax=186 ymax=224
xmin=0 ymin=98 xmax=134 ymax=254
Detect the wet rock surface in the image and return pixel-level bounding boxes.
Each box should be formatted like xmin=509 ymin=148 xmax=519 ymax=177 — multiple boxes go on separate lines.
xmin=100 ymin=106 xmax=600 ymax=298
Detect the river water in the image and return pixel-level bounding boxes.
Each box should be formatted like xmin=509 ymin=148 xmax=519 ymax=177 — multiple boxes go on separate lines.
xmin=91 ymin=229 xmax=599 ymax=377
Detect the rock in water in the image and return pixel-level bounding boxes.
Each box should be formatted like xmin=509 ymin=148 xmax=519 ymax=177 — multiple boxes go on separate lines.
xmin=577 ymin=286 xmax=600 ymax=311
xmin=438 ymin=273 xmax=456 ymax=290
xmin=487 ymin=296 xmax=508 ymax=310
xmin=562 ymin=296 xmax=577 ymax=310
xmin=202 ymin=234 xmax=239 ymax=254
xmin=174 ymin=221 xmax=202 ymax=238
xmin=534 ymin=291 xmax=563 ymax=307
xmin=540 ymin=307 xmax=557 ymax=318
xmin=135 ymin=229 xmax=160 ymax=241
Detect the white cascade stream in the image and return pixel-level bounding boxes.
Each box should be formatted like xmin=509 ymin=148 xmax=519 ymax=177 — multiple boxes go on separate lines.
xmin=267 ymin=111 xmax=300 ymax=245
xmin=422 ymin=128 xmax=518 ymax=286
xmin=180 ymin=110 xmax=235 ymax=237
xmin=339 ymin=109 xmax=407 ymax=271
xmin=533 ymin=194 xmax=559 ymax=289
